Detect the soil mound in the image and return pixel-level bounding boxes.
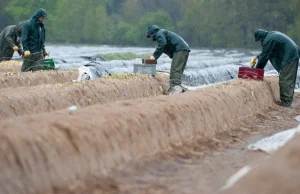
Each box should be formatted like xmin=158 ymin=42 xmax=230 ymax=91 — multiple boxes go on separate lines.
xmin=0 ymin=71 xmax=77 ymax=88
xmin=0 ymin=74 xmax=169 ymax=119
xmin=0 ymin=60 xmax=22 ymax=72
xmin=0 ymin=77 xmax=279 ymax=194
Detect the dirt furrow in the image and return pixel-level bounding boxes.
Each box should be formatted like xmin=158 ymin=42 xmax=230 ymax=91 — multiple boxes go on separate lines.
xmin=0 ymin=77 xmax=279 ymax=194
xmin=0 ymin=74 xmax=169 ymax=120
xmin=48 ymin=96 xmax=300 ymax=194
xmin=0 ymin=71 xmax=77 ymax=89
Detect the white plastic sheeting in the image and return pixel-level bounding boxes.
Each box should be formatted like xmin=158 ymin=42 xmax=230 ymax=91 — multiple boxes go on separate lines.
xmin=222 ymin=125 xmax=300 ymax=191
xmin=42 ymin=45 xmax=300 ymax=88
xmin=67 ymin=106 xmax=78 ymax=111
xmin=247 ymin=125 xmax=300 ymax=154
xmin=73 ymin=62 xmax=110 ymax=82
xmin=220 ymin=166 xmax=254 ymax=191
xmin=295 ymin=115 xmax=300 ymax=122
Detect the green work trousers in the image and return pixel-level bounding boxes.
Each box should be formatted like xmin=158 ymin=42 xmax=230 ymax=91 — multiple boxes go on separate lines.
xmin=21 ymin=52 xmax=44 ymax=72
xmin=279 ymin=59 xmax=299 ymax=106
xmin=169 ymin=50 xmax=189 ymax=91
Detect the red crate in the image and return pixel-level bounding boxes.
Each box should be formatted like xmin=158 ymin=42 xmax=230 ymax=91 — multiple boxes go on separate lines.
xmin=238 ymin=67 xmax=264 ymax=81
xmin=142 ymin=59 xmax=157 ymax=64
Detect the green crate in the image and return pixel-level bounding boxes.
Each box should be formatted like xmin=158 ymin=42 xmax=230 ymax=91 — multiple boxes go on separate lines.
xmin=43 ymin=59 xmax=55 ymax=70
xmin=133 ymin=64 xmax=156 ymax=76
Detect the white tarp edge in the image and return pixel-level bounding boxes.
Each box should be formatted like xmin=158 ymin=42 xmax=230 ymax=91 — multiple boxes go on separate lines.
xmin=220 ymin=165 xmax=254 ymax=191
xmin=247 ymin=125 xmax=300 ymax=154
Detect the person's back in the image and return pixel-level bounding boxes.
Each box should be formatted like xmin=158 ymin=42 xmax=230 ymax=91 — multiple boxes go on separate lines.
xmin=264 ymin=31 xmax=299 ymax=71
xmin=155 ymin=29 xmax=190 ymax=58
xmin=255 ymin=30 xmax=299 ymax=71
xmin=146 ymin=25 xmax=190 ymax=59
xmin=0 ymin=25 xmax=16 ymax=38
xmin=0 ymin=22 xmax=24 ymax=61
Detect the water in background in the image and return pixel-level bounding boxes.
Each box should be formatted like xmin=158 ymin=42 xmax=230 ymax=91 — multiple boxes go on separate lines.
xmin=30 ymin=44 xmax=299 ymax=87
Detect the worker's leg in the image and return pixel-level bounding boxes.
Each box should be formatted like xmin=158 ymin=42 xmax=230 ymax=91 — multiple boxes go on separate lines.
xmin=30 ymin=53 xmax=44 ymax=71
xmin=21 ymin=53 xmax=44 ymax=72
xmin=169 ymin=50 xmax=189 ymax=92
xmin=279 ymin=59 xmax=299 ymax=106
xmin=21 ymin=55 xmax=34 ymax=72
xmin=0 ymin=48 xmax=14 ymax=62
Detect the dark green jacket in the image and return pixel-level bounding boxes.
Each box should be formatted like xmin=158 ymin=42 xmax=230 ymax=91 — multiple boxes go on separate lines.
xmin=22 ymin=9 xmax=47 ymax=53
xmin=255 ymin=29 xmax=299 ymax=72
xmin=146 ymin=25 xmax=190 ymax=59
xmin=0 ymin=22 xmax=24 ymax=60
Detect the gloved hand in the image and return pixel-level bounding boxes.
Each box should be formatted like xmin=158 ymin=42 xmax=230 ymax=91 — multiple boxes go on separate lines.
xmin=250 ymin=56 xmax=257 ymax=68
xmin=149 ymin=56 xmax=155 ymax=60
xmin=24 ymin=51 xmax=31 ymax=57
xmin=13 ymin=46 xmax=19 ymax=51
xmin=44 ymin=51 xmax=49 ymax=57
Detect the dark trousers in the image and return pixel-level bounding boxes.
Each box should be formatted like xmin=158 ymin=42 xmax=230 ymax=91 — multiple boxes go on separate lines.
xmin=0 ymin=48 xmax=14 ymax=62
xmin=279 ymin=59 xmax=299 ymax=106
xmin=21 ymin=52 xmax=44 ymax=72
xmin=169 ymin=50 xmax=189 ymax=91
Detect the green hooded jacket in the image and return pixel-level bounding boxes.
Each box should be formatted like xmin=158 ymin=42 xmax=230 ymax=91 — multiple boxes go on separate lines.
xmin=254 ymin=29 xmax=299 ymax=72
xmin=22 ymin=8 xmax=47 ymax=54
xmin=146 ymin=25 xmax=190 ymax=59
xmin=0 ymin=21 xmax=24 ymax=60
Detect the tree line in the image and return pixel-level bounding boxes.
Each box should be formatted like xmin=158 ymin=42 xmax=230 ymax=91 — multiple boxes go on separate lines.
xmin=1 ymin=0 xmax=299 ymax=48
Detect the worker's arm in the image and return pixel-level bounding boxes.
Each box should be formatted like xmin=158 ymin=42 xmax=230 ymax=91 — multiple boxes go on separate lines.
xmin=4 ymin=28 xmax=16 ymax=48
xmin=21 ymin=22 xmax=30 ymax=52
xmin=41 ymin=28 xmax=46 ymax=54
xmin=17 ymin=46 xmax=23 ymax=56
xmin=16 ymin=37 xmax=23 ymax=55
xmin=256 ymin=40 xmax=275 ymax=69
xmin=153 ymin=34 xmax=167 ymax=60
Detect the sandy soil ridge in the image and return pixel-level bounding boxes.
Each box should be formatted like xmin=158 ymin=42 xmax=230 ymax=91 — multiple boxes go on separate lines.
xmin=0 ymin=71 xmax=77 ymax=89
xmin=0 ymin=74 xmax=169 ymax=120
xmin=0 ymin=77 xmax=279 ymax=194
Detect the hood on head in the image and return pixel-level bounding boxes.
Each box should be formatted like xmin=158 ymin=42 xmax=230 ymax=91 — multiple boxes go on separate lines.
xmin=14 ymin=21 xmax=25 ymax=36
xmin=146 ymin=25 xmax=160 ymax=38
xmin=32 ymin=8 xmax=48 ymax=20
xmin=16 ymin=21 xmax=25 ymax=32
xmin=254 ymin=29 xmax=268 ymax=42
